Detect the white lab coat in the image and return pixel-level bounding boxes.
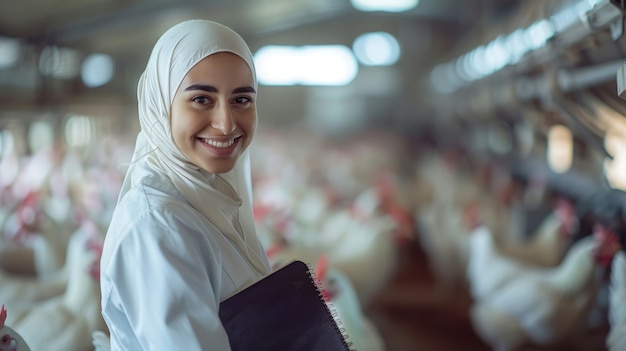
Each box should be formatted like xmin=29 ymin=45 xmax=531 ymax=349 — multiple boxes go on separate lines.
xmin=101 ymin=19 xmax=272 ymax=350
xmin=100 ymin=165 xmax=269 ymax=350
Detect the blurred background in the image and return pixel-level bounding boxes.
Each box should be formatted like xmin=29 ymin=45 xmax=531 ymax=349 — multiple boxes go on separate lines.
xmin=2 ymin=0 xmax=626 ymax=350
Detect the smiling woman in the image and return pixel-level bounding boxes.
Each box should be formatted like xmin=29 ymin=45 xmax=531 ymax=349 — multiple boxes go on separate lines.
xmin=99 ymin=20 xmax=272 ymax=350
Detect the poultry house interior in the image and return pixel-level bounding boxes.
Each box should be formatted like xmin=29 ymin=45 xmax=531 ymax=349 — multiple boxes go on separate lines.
xmin=2 ymin=0 xmax=626 ymax=350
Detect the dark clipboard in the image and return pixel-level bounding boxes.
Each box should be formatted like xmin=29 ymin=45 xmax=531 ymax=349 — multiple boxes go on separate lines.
xmin=219 ymin=260 xmax=354 ymax=351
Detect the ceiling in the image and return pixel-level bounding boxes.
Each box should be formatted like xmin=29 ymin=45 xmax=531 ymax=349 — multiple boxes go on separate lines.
xmin=3 ymin=0 xmax=626 ymax=194
xmin=0 ymin=0 xmax=527 ymax=130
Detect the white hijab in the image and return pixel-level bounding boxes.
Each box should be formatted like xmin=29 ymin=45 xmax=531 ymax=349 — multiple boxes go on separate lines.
xmin=118 ymin=19 xmax=270 ymax=276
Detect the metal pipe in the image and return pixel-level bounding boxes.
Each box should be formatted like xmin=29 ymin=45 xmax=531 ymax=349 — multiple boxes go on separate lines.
xmin=557 ymin=59 xmax=625 ymax=92
xmin=513 ymin=59 xmax=624 ymax=103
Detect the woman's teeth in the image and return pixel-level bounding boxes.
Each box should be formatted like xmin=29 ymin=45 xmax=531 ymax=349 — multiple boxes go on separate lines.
xmin=202 ymin=138 xmax=235 ymax=148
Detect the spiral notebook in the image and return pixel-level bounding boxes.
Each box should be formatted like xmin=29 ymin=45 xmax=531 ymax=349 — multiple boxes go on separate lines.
xmin=219 ymin=260 xmax=354 ymax=351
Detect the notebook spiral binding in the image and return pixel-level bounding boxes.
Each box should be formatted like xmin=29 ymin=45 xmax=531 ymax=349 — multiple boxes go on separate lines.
xmin=307 ymin=263 xmax=357 ymax=351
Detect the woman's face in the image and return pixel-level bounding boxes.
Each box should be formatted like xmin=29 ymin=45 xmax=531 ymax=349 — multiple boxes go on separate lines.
xmin=171 ymin=52 xmax=257 ymax=174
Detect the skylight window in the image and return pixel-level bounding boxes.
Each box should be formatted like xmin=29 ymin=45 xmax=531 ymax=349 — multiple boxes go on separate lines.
xmin=351 ymin=0 xmax=419 ymax=12
xmin=352 ymin=32 xmax=400 ymax=66
xmin=81 ymin=53 xmax=115 ymax=88
xmin=0 ymin=36 xmax=20 ymax=69
xmin=254 ymin=45 xmax=358 ymax=86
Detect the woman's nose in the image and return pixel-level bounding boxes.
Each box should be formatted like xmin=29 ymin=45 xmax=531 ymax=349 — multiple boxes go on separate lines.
xmin=212 ymin=104 xmax=236 ymax=134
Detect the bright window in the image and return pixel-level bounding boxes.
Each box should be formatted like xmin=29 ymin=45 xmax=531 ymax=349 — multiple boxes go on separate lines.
xmin=352 ymin=32 xmax=400 ymax=66
xmin=351 ymin=0 xmax=418 ymax=12
xmin=254 ymin=45 xmax=358 ymax=86
xmin=81 ymin=53 xmax=115 ymax=88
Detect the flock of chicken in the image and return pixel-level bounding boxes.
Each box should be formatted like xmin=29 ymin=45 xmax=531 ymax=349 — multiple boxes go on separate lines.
xmin=0 ymin=138 xmax=124 ymax=351
xmin=413 ymin=149 xmax=626 ymax=351
xmin=0 ymin=127 xmax=625 ymax=351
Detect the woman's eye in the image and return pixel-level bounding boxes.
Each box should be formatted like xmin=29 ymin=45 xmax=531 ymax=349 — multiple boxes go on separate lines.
xmin=192 ymin=96 xmax=211 ymax=104
xmin=234 ymin=96 xmax=252 ymax=105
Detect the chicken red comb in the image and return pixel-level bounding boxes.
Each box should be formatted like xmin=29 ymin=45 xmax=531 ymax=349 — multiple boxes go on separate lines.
xmin=315 ymin=254 xmax=329 ymax=282
xmin=0 ymin=305 xmax=6 ymax=329
xmin=593 ymin=223 xmax=621 ymax=267
xmin=314 ymin=255 xmax=331 ymax=302
xmin=265 ymin=242 xmax=282 ymax=259
xmin=253 ymin=204 xmax=271 ymax=222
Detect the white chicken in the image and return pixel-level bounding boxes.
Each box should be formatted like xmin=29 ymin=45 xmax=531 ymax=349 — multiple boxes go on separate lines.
xmin=466 ymin=225 xmax=527 ymax=302
xmin=315 ymin=256 xmax=385 ymax=351
xmin=0 ymin=216 xmax=105 ymax=326
xmin=0 ymin=268 xmax=67 ymax=326
xmin=465 ymin=199 xmax=580 ymax=302
xmin=2 ymin=191 xmax=71 ymax=278
xmin=607 ymin=249 xmax=626 ymax=351
xmin=0 ymin=305 xmax=30 ymax=351
xmin=468 ymin=225 xmax=617 ymax=351
xmin=415 ymin=200 xmax=473 ymax=298
xmin=413 ymin=154 xmax=506 ymax=297
xmin=269 ymin=203 xmax=398 ymax=306
xmin=327 ymin=212 xmax=398 ymax=306
xmin=91 ymin=330 xmax=111 ymax=351
xmin=265 ymin=185 xmax=399 ymax=306
xmin=495 ymin=197 xmax=579 ymax=267
xmin=11 ymin=219 xmax=107 ymax=351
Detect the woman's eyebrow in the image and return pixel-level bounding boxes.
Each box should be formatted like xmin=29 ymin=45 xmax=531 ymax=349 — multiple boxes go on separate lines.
xmin=232 ymin=86 xmax=256 ymax=94
xmin=184 ymin=84 xmax=218 ymax=92
xmin=184 ymin=84 xmax=256 ymax=94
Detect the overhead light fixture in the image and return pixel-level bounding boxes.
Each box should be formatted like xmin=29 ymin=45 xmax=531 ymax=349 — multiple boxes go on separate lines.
xmin=81 ymin=53 xmax=115 ymax=88
xmin=39 ymin=45 xmax=80 ymax=79
xmin=352 ymin=32 xmax=400 ymax=66
xmin=350 ymin=0 xmax=418 ymax=12
xmin=428 ymin=1 xmax=605 ymax=94
xmin=254 ymin=45 xmax=358 ymax=86
xmin=0 ymin=36 xmax=20 ymax=69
